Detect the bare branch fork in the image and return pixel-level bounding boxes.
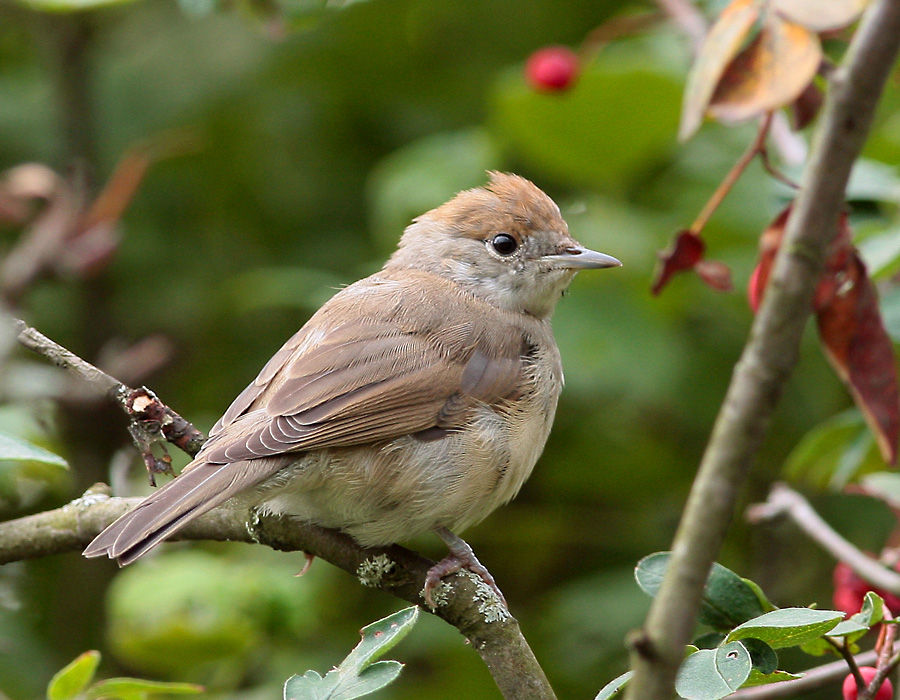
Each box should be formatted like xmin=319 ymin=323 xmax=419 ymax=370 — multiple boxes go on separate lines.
xmin=5 ymin=317 xmax=556 ymax=700
xmin=625 ymin=1 xmax=900 ymax=699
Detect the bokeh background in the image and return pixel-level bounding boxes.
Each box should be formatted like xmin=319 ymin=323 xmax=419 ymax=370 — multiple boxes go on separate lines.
xmin=2 ymin=1 xmax=900 ymax=698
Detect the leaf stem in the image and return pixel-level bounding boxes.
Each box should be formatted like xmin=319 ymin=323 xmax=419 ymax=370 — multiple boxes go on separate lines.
xmin=689 ymin=112 xmax=774 ymax=235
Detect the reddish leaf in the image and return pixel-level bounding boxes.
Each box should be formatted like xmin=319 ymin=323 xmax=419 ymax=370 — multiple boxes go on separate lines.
xmin=749 ymin=207 xmax=899 ymax=464
xmin=747 ymin=204 xmax=791 ymax=312
xmin=790 ymin=80 xmax=824 ymax=130
xmin=708 ymin=13 xmax=822 ymax=125
xmin=652 ymin=230 xmax=705 ymax=295
xmin=679 ymin=0 xmax=764 ymax=141
xmin=695 ymin=260 xmax=734 ymax=292
xmin=817 ymin=220 xmax=899 ymax=465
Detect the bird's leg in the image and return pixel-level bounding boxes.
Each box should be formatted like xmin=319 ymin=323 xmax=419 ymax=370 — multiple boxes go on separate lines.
xmin=425 ymin=527 xmax=507 ymax=608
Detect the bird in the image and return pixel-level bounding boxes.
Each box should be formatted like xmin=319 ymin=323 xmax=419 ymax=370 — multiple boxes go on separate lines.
xmin=84 ymin=172 xmax=621 ymax=606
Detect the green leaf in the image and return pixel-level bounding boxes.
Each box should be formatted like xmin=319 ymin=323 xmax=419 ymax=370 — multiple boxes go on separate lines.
xmin=741 ymin=578 xmax=778 ymax=613
xmin=284 ymin=662 xmax=402 ymax=700
xmin=0 ymin=431 xmax=67 ymax=468
xmin=341 ymin=606 xmax=418 ymax=673
xmin=283 ymin=607 xmax=418 ymax=700
xmin=828 ymin=591 xmax=885 ymax=643
xmin=86 ymin=678 xmax=204 ymax=700
xmin=693 ymin=632 xmax=727 ymax=649
xmin=12 ymin=0 xmax=142 ymax=12
xmin=675 ymin=642 xmax=752 ymax=700
xmin=858 ymin=225 xmax=900 ymax=280
xmin=860 ymin=472 xmax=900 ymax=508
xmin=726 ymin=608 xmax=843 ymax=649
xmin=635 ymin=553 xmax=766 ymax=629
xmin=740 ymin=638 xmax=777 ymax=674
xmin=47 ymin=651 xmax=100 ymax=700
xmin=783 ymin=410 xmax=881 ymax=488
xmin=741 ymin=669 xmax=803 ymax=687
xmin=880 ymin=285 xmax=900 ymax=343
xmin=594 ymin=671 xmax=633 ymax=700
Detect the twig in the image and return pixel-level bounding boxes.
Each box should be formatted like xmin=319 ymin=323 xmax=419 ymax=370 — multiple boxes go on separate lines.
xmin=689 ymin=113 xmax=774 ymax=235
xmin=623 ymin=1 xmax=900 ymax=698
xmin=862 ymin=609 xmax=897 ymax=700
xmin=0 ymin=485 xmax=555 ymax=700
xmin=12 ymin=317 xmax=206 ymax=480
xmin=747 ymin=483 xmax=900 ymax=594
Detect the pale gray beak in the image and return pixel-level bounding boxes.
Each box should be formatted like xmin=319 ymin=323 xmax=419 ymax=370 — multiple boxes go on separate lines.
xmin=544 ymin=246 xmax=622 ymax=270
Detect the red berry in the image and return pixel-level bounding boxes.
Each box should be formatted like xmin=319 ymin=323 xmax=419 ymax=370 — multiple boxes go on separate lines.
xmin=833 ymin=562 xmax=869 ymax=615
xmin=832 ymin=559 xmax=900 ymax=616
xmin=525 ymin=46 xmax=580 ymax=92
xmin=842 ymin=667 xmax=893 ymax=700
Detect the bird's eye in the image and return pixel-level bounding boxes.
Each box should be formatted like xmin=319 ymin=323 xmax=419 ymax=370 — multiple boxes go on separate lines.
xmin=490 ymin=233 xmax=518 ymax=256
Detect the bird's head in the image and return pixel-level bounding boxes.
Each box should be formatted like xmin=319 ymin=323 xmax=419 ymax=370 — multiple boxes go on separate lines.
xmin=387 ymin=172 xmax=621 ymax=318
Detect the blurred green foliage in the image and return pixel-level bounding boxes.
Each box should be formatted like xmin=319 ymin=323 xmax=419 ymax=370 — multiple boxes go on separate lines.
xmin=1 ymin=0 xmax=899 ymax=699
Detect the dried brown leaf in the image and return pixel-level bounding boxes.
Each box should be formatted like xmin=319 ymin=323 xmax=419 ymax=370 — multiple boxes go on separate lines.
xmin=679 ymin=0 xmax=764 ymax=141
xmin=751 ymin=206 xmax=899 ymax=465
xmin=817 ymin=228 xmax=899 ymax=465
xmin=708 ymin=14 xmax=822 ymax=124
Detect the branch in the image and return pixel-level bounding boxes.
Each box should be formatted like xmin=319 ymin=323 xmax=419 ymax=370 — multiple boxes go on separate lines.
xmin=747 ymin=483 xmax=900 ymax=593
xmin=0 ymin=484 xmax=554 ymax=700
xmin=7 ymin=319 xmax=556 ymax=700
xmin=624 ymin=2 xmax=900 ymax=698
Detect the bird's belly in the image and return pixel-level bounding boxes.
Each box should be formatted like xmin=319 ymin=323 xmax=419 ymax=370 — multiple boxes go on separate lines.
xmin=256 ymin=394 xmax=557 ymax=547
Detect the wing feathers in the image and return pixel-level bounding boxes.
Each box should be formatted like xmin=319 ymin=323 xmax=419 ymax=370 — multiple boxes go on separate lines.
xmin=83 ymin=458 xmax=279 ymax=563
xmin=84 ymin=270 xmax=534 ymax=565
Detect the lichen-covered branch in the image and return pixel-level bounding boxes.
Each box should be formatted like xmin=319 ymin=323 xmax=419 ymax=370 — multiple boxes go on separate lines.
xmin=624 ymin=1 xmax=900 ymax=698
xmin=0 ymin=484 xmax=554 ymax=699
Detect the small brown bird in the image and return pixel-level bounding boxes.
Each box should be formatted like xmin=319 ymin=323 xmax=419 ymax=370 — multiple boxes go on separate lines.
xmin=84 ymin=172 xmax=620 ymax=605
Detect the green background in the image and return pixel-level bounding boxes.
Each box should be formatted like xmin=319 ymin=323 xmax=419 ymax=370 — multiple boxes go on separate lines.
xmin=1 ymin=1 xmax=899 ymax=698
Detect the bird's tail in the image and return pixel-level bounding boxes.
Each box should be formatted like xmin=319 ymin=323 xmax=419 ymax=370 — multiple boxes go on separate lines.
xmin=83 ymin=458 xmax=268 ymax=565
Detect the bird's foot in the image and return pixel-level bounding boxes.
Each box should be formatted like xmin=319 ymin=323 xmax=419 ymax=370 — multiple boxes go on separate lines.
xmin=424 ymin=527 xmax=507 ymax=609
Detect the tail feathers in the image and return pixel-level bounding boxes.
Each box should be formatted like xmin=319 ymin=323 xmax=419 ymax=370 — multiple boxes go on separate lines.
xmin=84 ymin=459 xmax=273 ymax=565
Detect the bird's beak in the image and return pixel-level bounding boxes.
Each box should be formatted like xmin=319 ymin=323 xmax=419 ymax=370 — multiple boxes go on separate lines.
xmin=544 ymin=246 xmax=622 ymax=270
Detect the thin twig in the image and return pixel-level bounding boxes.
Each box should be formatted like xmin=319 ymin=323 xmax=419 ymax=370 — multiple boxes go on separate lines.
xmin=747 ymin=483 xmax=900 ymax=594
xmin=862 ymin=609 xmax=897 ymax=700
xmin=12 ymin=317 xmax=206 ymax=477
xmin=689 ymin=113 xmax=773 ymax=234
xmin=624 ymin=1 xmax=900 ymax=698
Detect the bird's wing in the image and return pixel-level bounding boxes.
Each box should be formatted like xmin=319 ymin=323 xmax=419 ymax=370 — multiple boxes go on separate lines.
xmin=83 ymin=273 xmax=526 ymax=564
xmin=199 ymin=277 xmax=525 ymax=464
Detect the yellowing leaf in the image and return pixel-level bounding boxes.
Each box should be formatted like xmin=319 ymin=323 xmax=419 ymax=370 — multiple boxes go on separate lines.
xmin=679 ymin=0 xmax=764 ymax=141
xmin=708 ymin=14 xmax=822 ymax=124
xmin=772 ymin=0 xmax=870 ymax=32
